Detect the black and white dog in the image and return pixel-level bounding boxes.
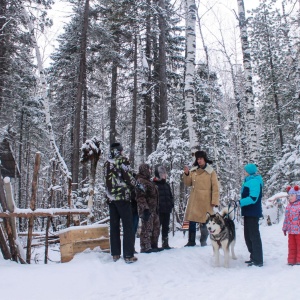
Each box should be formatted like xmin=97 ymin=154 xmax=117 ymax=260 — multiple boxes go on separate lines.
xmin=206 ymin=207 xmax=237 ymax=268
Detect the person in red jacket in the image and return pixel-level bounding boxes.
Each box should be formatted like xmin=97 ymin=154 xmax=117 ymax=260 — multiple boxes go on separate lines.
xmin=282 ymin=185 xmax=300 ymax=265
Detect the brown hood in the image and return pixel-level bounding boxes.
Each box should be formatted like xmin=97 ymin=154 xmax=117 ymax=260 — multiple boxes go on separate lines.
xmin=138 ymin=163 xmax=151 ymax=179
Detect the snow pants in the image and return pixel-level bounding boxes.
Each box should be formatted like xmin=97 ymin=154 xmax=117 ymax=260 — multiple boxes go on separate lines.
xmin=244 ymin=216 xmax=263 ymax=265
xmin=288 ymin=234 xmax=300 ymax=265
xmin=140 ymin=212 xmax=160 ymax=251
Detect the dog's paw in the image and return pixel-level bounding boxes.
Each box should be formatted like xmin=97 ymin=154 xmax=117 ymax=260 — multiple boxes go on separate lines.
xmin=231 ymin=255 xmax=237 ymax=260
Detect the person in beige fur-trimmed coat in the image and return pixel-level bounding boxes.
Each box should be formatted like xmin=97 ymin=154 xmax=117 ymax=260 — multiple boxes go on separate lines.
xmin=183 ymin=150 xmax=220 ymax=247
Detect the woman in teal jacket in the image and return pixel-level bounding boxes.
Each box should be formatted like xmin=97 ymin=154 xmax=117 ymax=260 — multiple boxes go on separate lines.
xmin=240 ymin=163 xmax=264 ymax=267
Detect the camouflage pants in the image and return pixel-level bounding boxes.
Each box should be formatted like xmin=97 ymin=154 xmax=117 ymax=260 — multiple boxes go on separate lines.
xmin=140 ymin=212 xmax=160 ymax=251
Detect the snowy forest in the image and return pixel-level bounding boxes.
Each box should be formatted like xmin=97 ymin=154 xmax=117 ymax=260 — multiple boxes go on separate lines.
xmin=0 ymin=0 xmax=300 ymax=262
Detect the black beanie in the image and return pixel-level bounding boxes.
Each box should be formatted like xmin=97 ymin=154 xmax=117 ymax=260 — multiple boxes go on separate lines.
xmin=110 ymin=142 xmax=123 ymax=152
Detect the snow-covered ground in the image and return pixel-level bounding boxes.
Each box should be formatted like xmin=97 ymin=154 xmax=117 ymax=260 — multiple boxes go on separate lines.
xmin=1 ymin=218 xmax=299 ymax=300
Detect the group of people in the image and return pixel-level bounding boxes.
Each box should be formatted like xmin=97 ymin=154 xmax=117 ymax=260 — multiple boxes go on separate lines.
xmin=183 ymin=151 xmax=264 ymax=267
xmin=104 ymin=142 xmax=300 ymax=267
xmin=104 ymin=142 xmax=174 ymax=263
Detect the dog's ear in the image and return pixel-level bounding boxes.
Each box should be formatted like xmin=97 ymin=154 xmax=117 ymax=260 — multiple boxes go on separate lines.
xmin=205 ymin=212 xmax=211 ymax=223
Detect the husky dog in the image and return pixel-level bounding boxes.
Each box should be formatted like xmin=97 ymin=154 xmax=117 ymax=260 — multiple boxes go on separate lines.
xmin=206 ymin=207 xmax=237 ymax=268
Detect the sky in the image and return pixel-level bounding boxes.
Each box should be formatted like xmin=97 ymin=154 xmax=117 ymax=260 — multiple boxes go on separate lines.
xmin=1 ymin=201 xmax=299 ymax=300
xmin=40 ymin=0 xmax=263 ymax=67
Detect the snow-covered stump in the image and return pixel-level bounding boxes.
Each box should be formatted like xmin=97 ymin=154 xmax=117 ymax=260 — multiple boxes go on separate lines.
xmin=59 ymin=225 xmax=110 ymax=263
xmin=80 ymin=137 xmax=102 ymax=224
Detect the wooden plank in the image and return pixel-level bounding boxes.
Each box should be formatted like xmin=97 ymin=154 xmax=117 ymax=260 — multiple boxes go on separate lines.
xmin=59 ymin=226 xmax=109 ymax=246
xmin=73 ymin=238 xmax=110 ymax=253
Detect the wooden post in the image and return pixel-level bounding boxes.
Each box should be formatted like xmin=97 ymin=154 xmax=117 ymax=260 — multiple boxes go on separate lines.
xmin=26 ymin=152 xmax=41 ymax=264
xmin=67 ymin=177 xmax=72 ymax=227
xmin=0 ymin=170 xmax=18 ymax=262
xmin=0 ymin=223 xmax=11 ymax=260
xmin=45 ymin=161 xmax=55 ymax=264
xmin=44 ymin=217 xmax=50 ymax=264
xmin=4 ymin=177 xmax=26 ymax=263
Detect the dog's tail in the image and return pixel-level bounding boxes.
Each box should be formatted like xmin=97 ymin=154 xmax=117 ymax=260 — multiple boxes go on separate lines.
xmin=220 ymin=206 xmax=235 ymax=220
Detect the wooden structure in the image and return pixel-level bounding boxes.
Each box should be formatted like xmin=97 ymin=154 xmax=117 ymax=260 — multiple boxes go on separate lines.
xmin=59 ymin=224 xmax=110 ymax=263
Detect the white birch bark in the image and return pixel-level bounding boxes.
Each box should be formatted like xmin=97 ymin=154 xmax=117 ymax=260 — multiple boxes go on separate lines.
xmin=237 ymin=0 xmax=257 ymax=162
xmin=22 ymin=5 xmax=77 ymax=224
xmin=184 ymin=0 xmax=198 ymax=152
xmin=21 ymin=5 xmax=71 ymax=180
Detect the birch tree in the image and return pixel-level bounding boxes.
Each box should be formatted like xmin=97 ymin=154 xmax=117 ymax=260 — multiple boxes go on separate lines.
xmin=184 ymin=0 xmax=198 ymax=152
xmin=237 ymin=0 xmax=257 ymax=162
xmin=22 ymin=5 xmax=76 ymax=225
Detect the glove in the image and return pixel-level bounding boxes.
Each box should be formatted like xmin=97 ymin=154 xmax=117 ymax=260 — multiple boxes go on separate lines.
xmin=136 ymin=181 xmax=145 ymax=193
xmin=283 ymin=230 xmax=287 ymax=236
xmin=142 ymin=209 xmax=151 ymax=222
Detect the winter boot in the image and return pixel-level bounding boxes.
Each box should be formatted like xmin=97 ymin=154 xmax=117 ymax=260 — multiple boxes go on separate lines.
xmin=184 ymin=231 xmax=196 ymax=247
xmin=151 ymin=243 xmax=164 ymax=252
xmin=124 ymin=256 xmax=138 ymax=264
xmin=162 ymin=237 xmax=172 ymax=250
xmin=200 ymin=223 xmax=209 ymax=246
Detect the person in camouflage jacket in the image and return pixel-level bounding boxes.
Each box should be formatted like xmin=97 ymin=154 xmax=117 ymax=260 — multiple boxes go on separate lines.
xmin=136 ymin=163 xmax=162 ymax=253
xmin=104 ymin=142 xmax=138 ymax=263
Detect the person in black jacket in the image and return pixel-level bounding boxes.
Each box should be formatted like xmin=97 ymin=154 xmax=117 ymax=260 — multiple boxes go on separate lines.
xmin=153 ymin=165 xmax=174 ymax=249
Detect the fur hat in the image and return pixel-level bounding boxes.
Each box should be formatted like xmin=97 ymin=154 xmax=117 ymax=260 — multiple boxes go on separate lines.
xmin=154 ymin=165 xmax=167 ymax=179
xmin=244 ymin=163 xmax=257 ymax=175
xmin=193 ymin=150 xmax=213 ymax=165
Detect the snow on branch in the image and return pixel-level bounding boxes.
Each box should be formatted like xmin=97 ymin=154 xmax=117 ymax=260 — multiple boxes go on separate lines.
xmin=80 ymin=137 xmax=103 ymax=163
xmin=21 ymin=4 xmax=71 ymax=180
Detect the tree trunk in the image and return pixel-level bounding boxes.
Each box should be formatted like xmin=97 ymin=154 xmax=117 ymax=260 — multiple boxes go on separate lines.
xmin=158 ymin=0 xmax=168 ymax=125
xmin=18 ymin=101 xmax=25 ymax=230
xmin=82 ymin=85 xmax=88 ymax=183
xmin=145 ymin=0 xmax=153 ymax=157
xmin=26 ymin=152 xmax=41 ymax=264
xmin=262 ymin=8 xmax=284 ymax=149
xmin=87 ymin=156 xmax=99 ymax=224
xmin=237 ymin=0 xmax=257 ymax=162
xmin=0 ymin=0 xmax=6 ymax=111
xmin=184 ymin=0 xmax=198 ymax=152
xmin=153 ymin=25 xmax=160 ymax=149
xmin=129 ymin=35 xmax=138 ymax=166
xmin=110 ymin=60 xmax=118 ymax=144
xmin=72 ymin=0 xmax=89 ymax=190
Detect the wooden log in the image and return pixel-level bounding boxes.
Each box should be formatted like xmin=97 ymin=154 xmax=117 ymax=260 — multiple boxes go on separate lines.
xmin=26 ymin=152 xmax=41 ymax=264
xmin=0 ymin=171 xmax=18 ymax=262
xmin=0 ymin=208 xmax=91 ymax=218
